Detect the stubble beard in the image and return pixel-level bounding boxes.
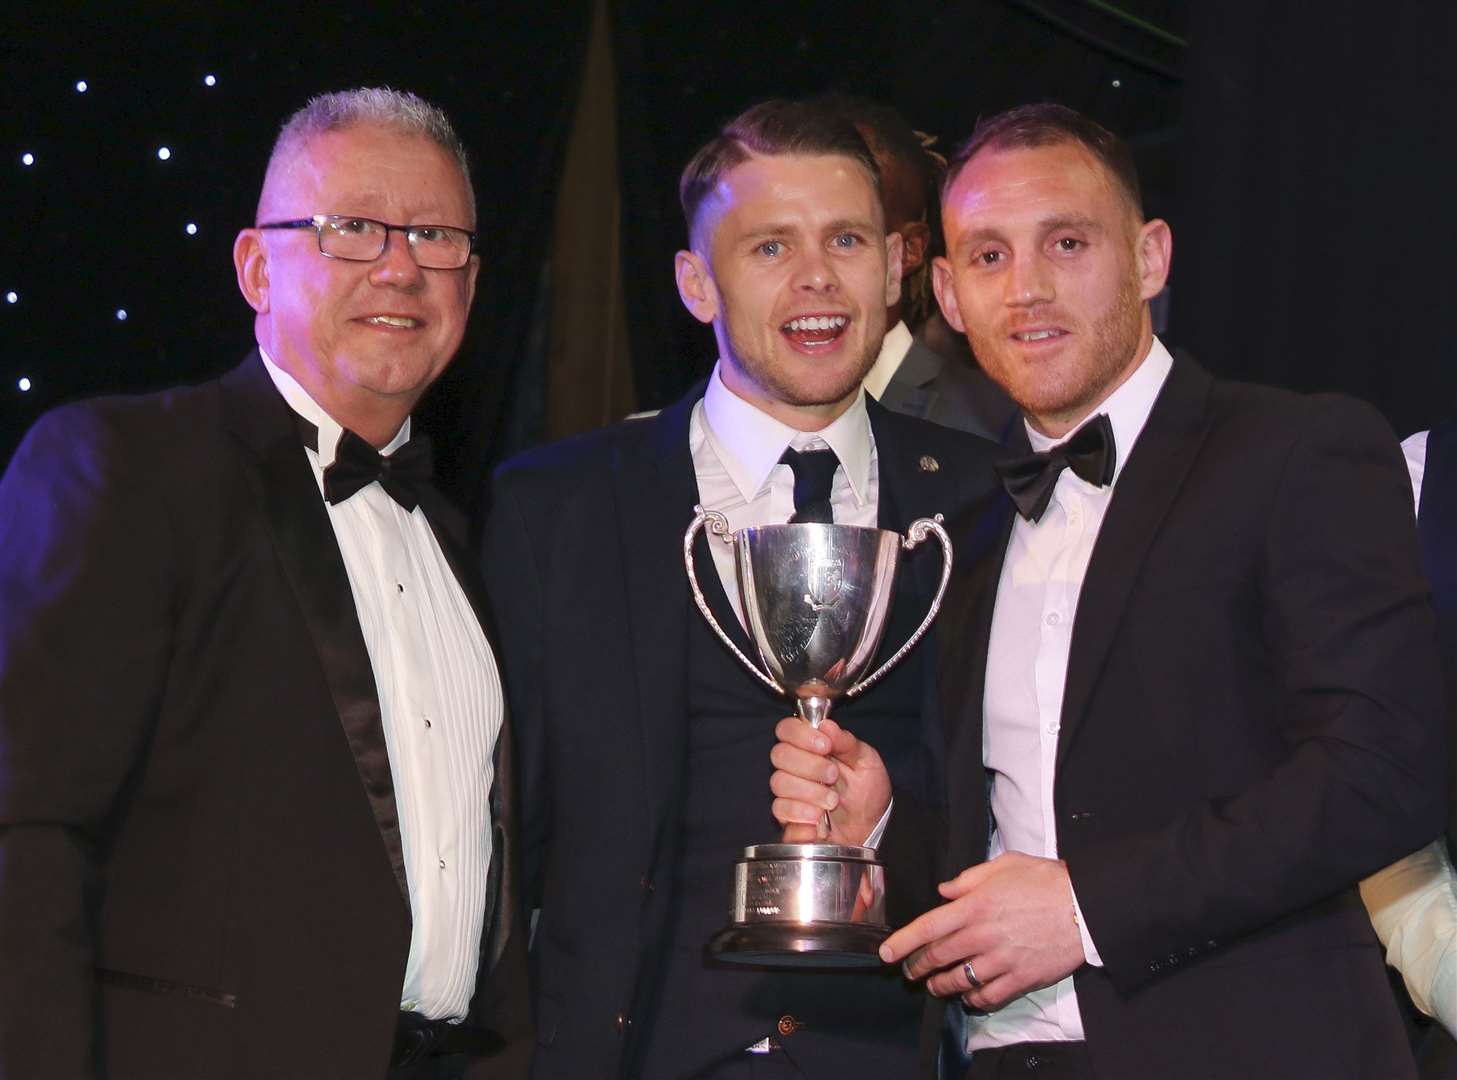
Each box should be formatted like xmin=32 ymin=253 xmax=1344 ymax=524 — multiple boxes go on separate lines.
xmin=723 ymin=319 xmax=883 ymax=410
xmin=973 ymin=271 xmax=1147 ymax=430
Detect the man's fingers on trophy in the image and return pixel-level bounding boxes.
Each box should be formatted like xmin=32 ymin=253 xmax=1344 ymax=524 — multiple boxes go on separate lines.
xmin=770 ymin=771 xmax=839 ymax=811
xmin=770 ymin=742 xmax=839 ymax=787
xmin=774 ymin=715 xmax=833 ymax=754
xmin=781 ymin=822 xmax=821 ymax=843
xmin=772 ymin=795 xmax=835 ymax=827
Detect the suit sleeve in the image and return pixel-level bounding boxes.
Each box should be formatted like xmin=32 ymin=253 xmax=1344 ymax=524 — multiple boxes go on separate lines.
xmin=0 ymin=406 xmax=177 ymax=1077
xmin=479 ymin=467 xmax=550 ymax=914
xmin=1066 ymin=396 xmax=1449 ymax=994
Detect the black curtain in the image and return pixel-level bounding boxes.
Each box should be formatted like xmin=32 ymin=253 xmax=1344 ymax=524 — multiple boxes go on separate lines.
xmin=1174 ymin=1 xmax=1457 ymax=435
xmin=610 ymin=0 xmax=1186 ymax=413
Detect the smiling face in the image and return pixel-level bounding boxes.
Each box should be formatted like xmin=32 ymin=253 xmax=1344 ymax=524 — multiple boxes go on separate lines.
xmin=933 ymin=140 xmax=1170 ymax=437
xmin=675 ymin=152 xmax=902 ymax=430
xmin=233 ymin=124 xmax=478 ymax=445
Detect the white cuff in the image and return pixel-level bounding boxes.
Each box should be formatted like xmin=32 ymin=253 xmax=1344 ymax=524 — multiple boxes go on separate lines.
xmin=863 ymin=798 xmax=894 ymax=850
xmin=1070 ymin=882 xmax=1103 ymax=967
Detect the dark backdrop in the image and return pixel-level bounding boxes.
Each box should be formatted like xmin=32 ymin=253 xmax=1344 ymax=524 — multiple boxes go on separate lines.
xmin=3 ymin=1 xmax=1451 ymax=518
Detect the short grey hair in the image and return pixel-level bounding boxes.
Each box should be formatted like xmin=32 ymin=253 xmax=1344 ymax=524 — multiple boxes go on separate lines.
xmin=266 ymin=86 xmax=473 ymax=203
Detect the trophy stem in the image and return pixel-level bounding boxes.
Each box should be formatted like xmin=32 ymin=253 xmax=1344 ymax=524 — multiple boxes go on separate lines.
xmin=797 ymin=695 xmax=832 ymax=729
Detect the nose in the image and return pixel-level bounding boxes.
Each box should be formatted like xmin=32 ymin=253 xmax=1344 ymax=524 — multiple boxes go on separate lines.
xmin=1005 ymin=251 xmax=1053 ymax=307
xmin=792 ymin=245 xmax=840 ymax=293
xmin=369 ymin=228 xmax=424 ymax=288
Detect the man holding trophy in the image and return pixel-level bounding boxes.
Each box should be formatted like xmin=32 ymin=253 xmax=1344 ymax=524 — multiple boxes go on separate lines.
xmin=481 ymin=98 xmax=1001 ymax=1078
xmin=772 ymin=104 xmax=1449 ymax=1079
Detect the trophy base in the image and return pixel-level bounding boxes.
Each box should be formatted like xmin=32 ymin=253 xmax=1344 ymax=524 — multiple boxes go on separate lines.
xmin=707 ymin=921 xmax=890 ymax=968
xmin=708 ymin=843 xmax=890 ymax=969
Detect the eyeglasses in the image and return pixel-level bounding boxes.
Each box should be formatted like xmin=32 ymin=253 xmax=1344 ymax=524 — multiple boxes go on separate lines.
xmin=257 ymin=214 xmax=476 ymax=270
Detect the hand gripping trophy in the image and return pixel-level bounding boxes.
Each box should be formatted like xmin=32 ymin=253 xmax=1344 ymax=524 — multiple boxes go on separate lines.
xmin=683 ymin=509 xmax=951 ymax=967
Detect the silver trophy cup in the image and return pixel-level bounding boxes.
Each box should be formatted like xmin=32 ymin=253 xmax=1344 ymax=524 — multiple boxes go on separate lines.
xmin=683 ymin=507 xmax=952 ymax=967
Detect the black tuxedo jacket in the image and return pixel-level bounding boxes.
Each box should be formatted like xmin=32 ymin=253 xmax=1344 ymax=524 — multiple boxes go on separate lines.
xmin=481 ymin=384 xmax=1002 ymax=1078
xmin=878 ymin=337 xmax=1019 ymax=445
xmin=0 ymin=354 xmax=529 ymax=1079
xmin=929 ymin=356 xmax=1449 ymax=1079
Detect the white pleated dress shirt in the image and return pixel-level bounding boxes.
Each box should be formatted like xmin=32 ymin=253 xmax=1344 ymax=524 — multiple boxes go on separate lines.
xmin=969 ymin=338 xmax=1173 ymax=1051
xmin=261 ymin=351 xmax=502 ymax=1021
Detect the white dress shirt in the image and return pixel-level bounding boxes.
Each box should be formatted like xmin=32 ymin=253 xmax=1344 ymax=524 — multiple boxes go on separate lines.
xmin=1358 ymin=428 xmax=1457 ymax=1038
xmin=969 ymin=337 xmax=1173 ymax=1051
xmin=862 ymin=320 xmax=915 ymax=402
xmin=688 ymin=362 xmax=890 ymax=853
xmin=260 ymin=350 xmax=502 ymax=1021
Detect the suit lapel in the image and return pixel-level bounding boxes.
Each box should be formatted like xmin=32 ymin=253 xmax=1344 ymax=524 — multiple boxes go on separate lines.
xmin=878 ymin=341 xmax=944 ymax=422
xmin=1056 ymin=357 xmax=1215 ymax=766
xmin=614 ymin=387 xmax=705 ymax=861
xmin=220 ymin=353 xmax=409 ymax=908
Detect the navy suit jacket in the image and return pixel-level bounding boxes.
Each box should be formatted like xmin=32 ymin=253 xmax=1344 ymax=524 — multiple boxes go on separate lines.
xmin=482 ymin=384 xmax=1003 ymax=1078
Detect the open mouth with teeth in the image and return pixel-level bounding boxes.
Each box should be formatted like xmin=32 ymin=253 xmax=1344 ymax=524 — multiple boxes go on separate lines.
xmin=362 ymin=315 xmax=422 ymax=329
xmin=781 ymin=313 xmax=849 ymax=351
xmin=1011 ymin=328 xmax=1067 ymax=344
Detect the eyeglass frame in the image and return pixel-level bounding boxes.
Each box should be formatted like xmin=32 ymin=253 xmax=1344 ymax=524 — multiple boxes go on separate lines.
xmin=256 ymin=214 xmax=477 ymax=270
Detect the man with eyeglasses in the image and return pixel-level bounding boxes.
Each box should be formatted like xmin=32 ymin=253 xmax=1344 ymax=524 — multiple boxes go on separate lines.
xmin=0 ymin=88 xmax=529 ymax=1079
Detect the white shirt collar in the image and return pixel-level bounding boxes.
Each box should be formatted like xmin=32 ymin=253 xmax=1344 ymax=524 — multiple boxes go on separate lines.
xmin=701 ymin=361 xmax=874 ymax=508
xmin=257 ymin=346 xmax=410 ymax=468
xmin=862 ymin=320 xmax=914 ymax=401
xmin=1025 ymin=335 xmax=1174 ymax=486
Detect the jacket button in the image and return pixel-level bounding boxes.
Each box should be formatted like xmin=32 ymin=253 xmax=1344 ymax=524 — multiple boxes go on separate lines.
xmin=615 ymin=1013 xmax=631 ymax=1034
xmin=640 ymin=875 xmax=655 ymax=893
xmin=777 ymin=1015 xmax=799 ymax=1036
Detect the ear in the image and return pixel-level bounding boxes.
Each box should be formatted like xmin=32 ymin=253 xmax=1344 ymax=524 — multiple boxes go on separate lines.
xmin=883 ymin=231 xmax=905 ymax=310
xmin=1135 ymin=218 xmax=1172 ymax=301
xmin=234 ymin=229 xmax=270 ymax=315
xmin=675 ymin=249 xmax=719 ymax=325
xmin=931 ymin=256 xmax=965 ymax=333
xmin=897 ymin=220 xmax=931 ymax=276
xmin=465 ymin=253 xmax=481 ymax=308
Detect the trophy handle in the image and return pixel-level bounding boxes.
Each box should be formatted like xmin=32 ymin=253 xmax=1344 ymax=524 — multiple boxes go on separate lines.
xmin=685 ymin=505 xmax=786 ymax=697
xmin=845 ymin=514 xmax=952 ymax=699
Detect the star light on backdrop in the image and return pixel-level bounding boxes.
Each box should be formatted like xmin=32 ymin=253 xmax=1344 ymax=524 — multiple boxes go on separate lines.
xmin=20 ymin=153 xmax=34 ymax=166
xmin=75 ymin=80 xmax=88 ymax=93
xmin=115 ymin=309 xmax=128 ymax=322
xmin=204 ymin=74 xmax=217 ymax=86
xmin=4 ymin=293 xmax=16 ymax=305
xmin=185 ymin=222 xmax=198 ymax=235
xmin=156 ymin=146 xmax=172 ymax=161
xmin=17 ymin=379 xmax=31 ymax=393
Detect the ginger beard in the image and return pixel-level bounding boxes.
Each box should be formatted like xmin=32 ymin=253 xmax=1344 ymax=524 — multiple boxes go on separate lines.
xmin=935 ymin=141 xmax=1166 ymax=436
xmin=967 ymin=257 xmax=1146 ymax=427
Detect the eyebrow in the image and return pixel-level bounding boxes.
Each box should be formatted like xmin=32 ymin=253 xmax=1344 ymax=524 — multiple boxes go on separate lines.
xmin=740 ymin=216 xmax=879 ymax=243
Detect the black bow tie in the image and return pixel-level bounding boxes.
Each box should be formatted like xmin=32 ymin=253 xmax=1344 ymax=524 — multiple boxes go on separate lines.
xmin=298 ymin=420 xmax=434 ymax=511
xmin=995 ymin=413 xmax=1116 ymax=522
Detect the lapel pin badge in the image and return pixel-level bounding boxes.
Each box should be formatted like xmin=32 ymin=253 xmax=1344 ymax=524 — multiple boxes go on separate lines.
xmin=918 ymin=455 xmax=940 ymax=473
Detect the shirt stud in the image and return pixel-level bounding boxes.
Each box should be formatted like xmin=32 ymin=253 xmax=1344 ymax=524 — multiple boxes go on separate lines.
xmin=918 ymin=455 xmax=940 ymax=473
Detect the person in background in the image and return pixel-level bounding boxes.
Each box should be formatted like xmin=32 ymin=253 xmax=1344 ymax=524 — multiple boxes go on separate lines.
xmin=823 ymin=93 xmax=1017 ymax=443
xmin=1361 ymin=420 xmax=1457 ymax=1077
